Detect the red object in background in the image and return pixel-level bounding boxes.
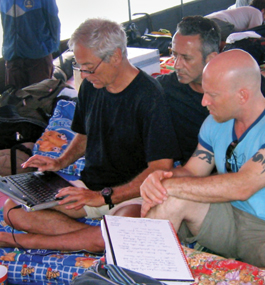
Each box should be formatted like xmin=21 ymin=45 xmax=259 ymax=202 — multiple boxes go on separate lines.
xmin=152 ymin=56 xmax=175 ymax=77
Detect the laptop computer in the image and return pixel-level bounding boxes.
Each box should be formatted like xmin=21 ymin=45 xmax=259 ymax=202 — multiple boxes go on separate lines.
xmin=0 ymin=171 xmax=73 ymax=212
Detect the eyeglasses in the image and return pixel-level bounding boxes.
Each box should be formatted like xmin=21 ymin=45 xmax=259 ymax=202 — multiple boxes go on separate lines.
xmin=225 ymin=140 xmax=239 ymax=173
xmin=72 ymin=56 xmax=105 ymax=74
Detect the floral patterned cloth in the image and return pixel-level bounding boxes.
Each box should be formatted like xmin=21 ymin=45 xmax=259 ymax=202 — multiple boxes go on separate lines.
xmin=184 ymin=247 xmax=265 ymax=284
xmin=0 ymin=207 xmax=264 ymax=284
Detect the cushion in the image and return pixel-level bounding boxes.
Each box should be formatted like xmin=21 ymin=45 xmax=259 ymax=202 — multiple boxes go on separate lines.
xmin=32 ymin=99 xmax=85 ymax=177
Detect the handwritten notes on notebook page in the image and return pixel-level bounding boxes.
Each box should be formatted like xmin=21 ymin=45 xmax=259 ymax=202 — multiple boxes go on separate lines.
xmin=101 ymin=215 xmax=194 ymax=285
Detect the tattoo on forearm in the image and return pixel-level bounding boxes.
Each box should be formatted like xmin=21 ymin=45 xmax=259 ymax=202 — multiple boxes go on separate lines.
xmin=192 ymin=149 xmax=214 ymax=164
xmin=252 ymin=152 xmax=265 ymax=174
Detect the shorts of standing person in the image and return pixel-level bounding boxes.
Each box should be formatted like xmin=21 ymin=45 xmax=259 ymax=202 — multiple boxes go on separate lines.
xmin=5 ymin=54 xmax=54 ymax=89
xmin=178 ymin=202 xmax=265 ymax=267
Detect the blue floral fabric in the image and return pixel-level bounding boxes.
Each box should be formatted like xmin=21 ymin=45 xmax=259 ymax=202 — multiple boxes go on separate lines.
xmin=0 ymin=209 xmax=101 ymax=284
xmin=33 ymin=100 xmax=85 ymax=177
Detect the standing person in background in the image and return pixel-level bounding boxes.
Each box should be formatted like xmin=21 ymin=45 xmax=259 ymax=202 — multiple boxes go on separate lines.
xmin=0 ymin=0 xmax=60 ymax=89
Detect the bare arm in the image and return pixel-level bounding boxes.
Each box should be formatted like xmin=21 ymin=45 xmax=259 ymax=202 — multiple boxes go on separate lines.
xmin=58 ymin=158 xmax=174 ymax=210
xmin=111 ymin=158 xmax=174 ymax=204
xmin=164 ymin=147 xmax=265 ymax=203
xmin=141 ymin=143 xmax=215 ymax=206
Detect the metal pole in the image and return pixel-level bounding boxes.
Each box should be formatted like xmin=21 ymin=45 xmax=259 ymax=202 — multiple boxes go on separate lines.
xmin=128 ymin=0 xmax=132 ymax=23
xmin=180 ymin=0 xmax=184 ymax=19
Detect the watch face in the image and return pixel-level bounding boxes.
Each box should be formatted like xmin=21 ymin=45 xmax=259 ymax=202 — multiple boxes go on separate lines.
xmin=101 ymin=187 xmax=114 ymax=208
xmin=101 ymin=187 xmax=112 ymax=196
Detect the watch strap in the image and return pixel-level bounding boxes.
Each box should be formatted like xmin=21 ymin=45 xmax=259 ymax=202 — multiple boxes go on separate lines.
xmin=101 ymin=187 xmax=114 ymax=209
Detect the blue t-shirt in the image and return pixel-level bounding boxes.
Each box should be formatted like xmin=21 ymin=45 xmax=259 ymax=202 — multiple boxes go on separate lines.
xmin=199 ymin=110 xmax=265 ymax=220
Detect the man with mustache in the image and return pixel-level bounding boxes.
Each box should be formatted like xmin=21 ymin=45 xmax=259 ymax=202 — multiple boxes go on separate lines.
xmin=157 ymin=15 xmax=220 ymax=165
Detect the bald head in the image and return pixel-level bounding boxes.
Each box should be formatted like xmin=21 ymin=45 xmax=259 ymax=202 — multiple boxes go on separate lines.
xmin=201 ymin=49 xmax=265 ymax=124
xmin=203 ymin=49 xmax=261 ymax=95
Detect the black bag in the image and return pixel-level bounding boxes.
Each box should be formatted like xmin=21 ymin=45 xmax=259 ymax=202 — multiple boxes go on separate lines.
xmin=247 ymin=24 xmax=265 ymax=37
xmin=126 ymin=22 xmax=142 ymax=46
xmin=223 ymin=37 xmax=265 ymax=65
xmin=126 ymin=13 xmax=172 ymax=56
xmin=53 ymin=50 xmax=74 ymax=81
xmin=127 ymin=30 xmax=172 ymax=56
xmin=138 ymin=33 xmax=172 ymax=56
xmin=0 ymin=78 xmax=74 ymax=125
xmin=0 ymin=105 xmax=45 ymax=150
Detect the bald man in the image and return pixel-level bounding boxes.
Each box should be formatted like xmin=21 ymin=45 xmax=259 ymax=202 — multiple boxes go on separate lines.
xmin=140 ymin=49 xmax=265 ymax=267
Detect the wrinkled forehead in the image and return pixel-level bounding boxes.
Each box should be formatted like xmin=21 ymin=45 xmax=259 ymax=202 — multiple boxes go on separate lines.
xmin=73 ymin=43 xmax=99 ymax=63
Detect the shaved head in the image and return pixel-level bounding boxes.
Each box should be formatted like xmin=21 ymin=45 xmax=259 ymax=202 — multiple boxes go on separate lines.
xmin=203 ymin=49 xmax=261 ymax=96
xmin=201 ymin=49 xmax=265 ymax=124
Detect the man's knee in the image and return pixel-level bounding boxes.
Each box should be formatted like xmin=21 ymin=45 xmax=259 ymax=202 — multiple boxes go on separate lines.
xmin=3 ymin=199 xmax=18 ymax=225
xmin=147 ymin=196 xmax=188 ymax=220
xmin=146 ymin=197 xmax=210 ymax=234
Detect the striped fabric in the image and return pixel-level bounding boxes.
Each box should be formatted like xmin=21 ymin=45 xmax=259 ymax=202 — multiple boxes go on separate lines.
xmin=72 ymin=260 xmax=166 ymax=285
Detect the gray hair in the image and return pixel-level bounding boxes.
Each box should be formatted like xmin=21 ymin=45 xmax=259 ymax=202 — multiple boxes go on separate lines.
xmin=176 ymin=16 xmax=221 ymax=62
xmin=68 ymin=18 xmax=128 ymax=61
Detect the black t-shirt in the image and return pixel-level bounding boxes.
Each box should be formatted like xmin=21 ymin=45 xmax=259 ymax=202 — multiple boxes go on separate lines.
xmin=72 ymin=70 xmax=181 ymax=190
xmin=157 ymin=72 xmax=209 ymax=165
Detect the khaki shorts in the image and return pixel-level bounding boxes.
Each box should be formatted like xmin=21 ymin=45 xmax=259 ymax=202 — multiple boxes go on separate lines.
xmin=178 ymin=203 xmax=265 ymax=267
xmin=83 ymin=197 xmax=143 ymax=219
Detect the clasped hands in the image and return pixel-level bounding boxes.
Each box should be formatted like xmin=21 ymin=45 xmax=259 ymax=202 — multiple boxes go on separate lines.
xmin=140 ymin=170 xmax=173 ymax=217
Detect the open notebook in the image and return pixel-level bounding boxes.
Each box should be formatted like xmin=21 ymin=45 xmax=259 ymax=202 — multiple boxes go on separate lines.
xmin=101 ymin=215 xmax=195 ymax=284
xmin=0 ymin=171 xmax=73 ymax=211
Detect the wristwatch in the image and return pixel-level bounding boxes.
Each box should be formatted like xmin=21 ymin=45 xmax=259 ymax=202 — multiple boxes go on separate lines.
xmin=101 ymin=187 xmax=114 ymax=209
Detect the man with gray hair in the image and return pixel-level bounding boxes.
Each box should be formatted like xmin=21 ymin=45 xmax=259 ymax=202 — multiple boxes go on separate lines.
xmin=0 ymin=18 xmax=180 ymax=251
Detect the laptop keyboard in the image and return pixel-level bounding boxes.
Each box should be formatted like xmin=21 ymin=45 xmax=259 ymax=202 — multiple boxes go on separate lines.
xmin=6 ymin=172 xmax=69 ymax=204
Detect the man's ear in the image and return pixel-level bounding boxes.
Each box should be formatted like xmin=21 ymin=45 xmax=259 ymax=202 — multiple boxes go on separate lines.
xmin=238 ymin=89 xmax=249 ymax=105
xmin=205 ymin=52 xmax=218 ymax=64
xmin=110 ymin=48 xmax=123 ymax=66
